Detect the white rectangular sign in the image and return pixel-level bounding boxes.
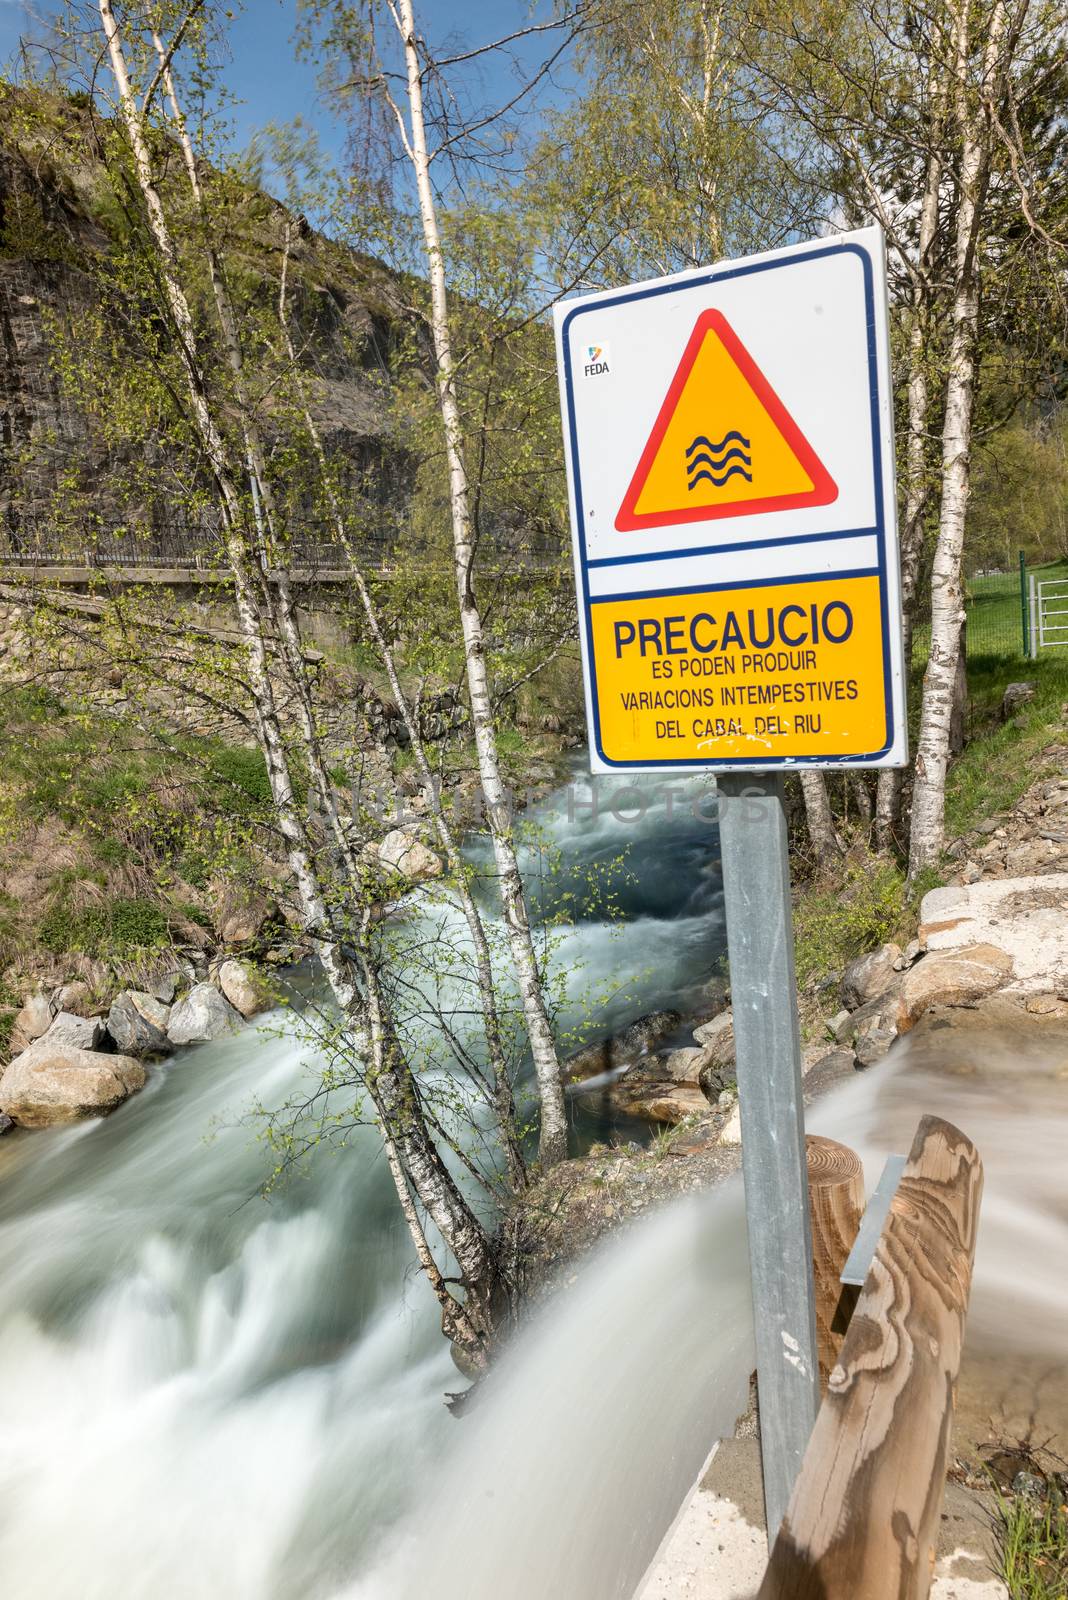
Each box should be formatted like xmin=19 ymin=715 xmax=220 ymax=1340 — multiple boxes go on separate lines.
xmin=554 ymin=226 xmax=907 ymax=773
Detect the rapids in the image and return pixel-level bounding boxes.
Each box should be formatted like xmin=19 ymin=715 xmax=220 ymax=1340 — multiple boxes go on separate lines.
xmin=0 ymin=768 xmax=1064 ymax=1599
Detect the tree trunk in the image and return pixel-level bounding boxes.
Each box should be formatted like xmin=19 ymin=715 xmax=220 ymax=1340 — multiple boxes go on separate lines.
xmin=275 ymin=226 xmax=526 ymax=1193
xmin=908 ymin=0 xmax=1013 ymax=879
xmin=875 ymin=108 xmax=945 ymax=853
xmin=800 ymin=770 xmax=842 ymax=871
xmin=98 ymin=0 xmax=505 ymax=1363
xmin=393 ymin=0 xmax=568 ymax=1167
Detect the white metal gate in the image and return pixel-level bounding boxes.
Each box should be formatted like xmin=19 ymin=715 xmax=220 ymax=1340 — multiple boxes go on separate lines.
xmin=1029 ymin=574 xmax=1068 ymax=654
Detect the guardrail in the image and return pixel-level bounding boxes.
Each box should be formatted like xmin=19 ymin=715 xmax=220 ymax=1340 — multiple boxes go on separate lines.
xmin=759 ymin=1115 xmax=983 ymax=1600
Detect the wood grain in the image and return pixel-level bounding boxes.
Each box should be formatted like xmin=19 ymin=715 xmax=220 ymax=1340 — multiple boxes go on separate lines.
xmin=760 ymin=1115 xmax=983 ymax=1600
xmin=806 ymin=1135 xmax=866 ymax=1390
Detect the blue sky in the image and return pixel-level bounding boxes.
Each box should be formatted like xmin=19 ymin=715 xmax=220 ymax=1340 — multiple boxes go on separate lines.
xmin=0 ymin=1 xmax=571 ymax=177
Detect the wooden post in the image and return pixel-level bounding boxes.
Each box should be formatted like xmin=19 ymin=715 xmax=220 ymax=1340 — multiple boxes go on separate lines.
xmin=759 ymin=1116 xmax=983 ymax=1600
xmin=805 ymin=1135 xmax=866 ymax=1390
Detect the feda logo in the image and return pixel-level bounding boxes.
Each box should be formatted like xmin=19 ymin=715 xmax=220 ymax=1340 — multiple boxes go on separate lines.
xmin=583 ymin=342 xmax=611 ymax=377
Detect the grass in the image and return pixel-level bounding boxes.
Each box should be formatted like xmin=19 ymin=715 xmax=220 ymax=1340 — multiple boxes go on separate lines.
xmin=944 ymin=649 xmax=1068 ymax=839
xmin=996 ymin=1490 xmax=1068 ymax=1600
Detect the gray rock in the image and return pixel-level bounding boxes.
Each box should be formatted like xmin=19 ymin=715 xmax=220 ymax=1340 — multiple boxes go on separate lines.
xmin=217 ymin=958 xmax=272 ymax=1019
xmin=662 ymin=1045 xmax=705 ymax=1084
xmin=151 ymin=972 xmax=180 ymax=1005
xmin=0 ymin=1039 xmax=145 ymax=1127
xmin=693 ymin=1009 xmax=733 ymax=1053
xmin=834 ymin=982 xmax=903 ymax=1066
xmin=10 ymin=992 xmax=53 ymax=1055
xmin=562 ymin=1009 xmax=682 ymax=1084
xmin=839 ymin=943 xmax=902 ymax=1010
xmin=1001 ymin=682 xmax=1036 ymax=721
xmin=377 ymin=826 xmax=444 ymax=883
xmin=804 ymin=1049 xmax=857 ymax=1095
xmin=167 ymin=983 xmax=243 ymax=1046
xmin=107 ymin=991 xmax=171 ymax=1057
xmin=43 ymin=1011 xmax=105 ymax=1051
xmin=51 ymin=981 xmax=94 ymax=1016
xmin=0 ymin=1112 xmax=14 ymax=1135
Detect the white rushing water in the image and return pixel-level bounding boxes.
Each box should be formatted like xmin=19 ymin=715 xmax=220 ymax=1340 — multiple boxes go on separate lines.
xmin=0 ymin=769 xmax=1065 ymax=1598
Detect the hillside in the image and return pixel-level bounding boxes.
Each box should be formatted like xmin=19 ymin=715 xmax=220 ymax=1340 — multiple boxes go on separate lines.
xmin=0 ymin=82 xmax=417 ymax=551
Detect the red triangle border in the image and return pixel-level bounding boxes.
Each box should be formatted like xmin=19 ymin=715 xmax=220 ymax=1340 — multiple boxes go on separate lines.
xmin=615 ymin=308 xmax=838 ymax=533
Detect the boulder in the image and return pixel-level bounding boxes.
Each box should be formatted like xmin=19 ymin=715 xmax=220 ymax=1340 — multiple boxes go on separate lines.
xmin=107 ymin=991 xmax=171 ymax=1057
xmin=11 ymin=992 xmax=53 ymax=1055
xmin=562 ymin=1009 xmax=682 ymax=1085
xmin=0 ymin=1039 xmax=145 ymax=1128
xmin=839 ymin=943 xmax=902 ymax=1010
xmin=377 ymin=826 xmax=444 ymax=883
xmin=43 ymin=1011 xmax=105 ymax=1051
xmin=719 ymin=1105 xmax=742 ymax=1144
xmin=212 ymin=886 xmax=279 ymax=947
xmin=897 ymin=943 xmax=1014 ymax=1030
xmin=167 ymin=983 xmax=243 ymax=1046
xmin=662 ymin=1046 xmax=705 ymax=1084
xmin=51 ymin=981 xmax=94 ymax=1017
xmin=1001 ymin=682 xmax=1036 ymax=721
xmin=832 ymin=981 xmax=903 ymax=1067
xmin=217 ymin=958 xmax=272 ymax=1019
xmin=0 ymin=1112 xmax=14 ymax=1136
xmin=698 ymin=1056 xmax=737 ymax=1104
xmin=693 ymin=1009 xmax=734 ymax=1064
xmin=804 ymin=1049 xmax=857 ymax=1096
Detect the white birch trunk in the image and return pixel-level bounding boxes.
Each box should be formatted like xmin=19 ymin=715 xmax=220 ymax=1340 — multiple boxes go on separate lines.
xmin=393 ymin=0 xmax=568 ymax=1168
xmin=875 ymin=118 xmax=945 ymax=852
xmin=99 ymin=0 xmax=502 ymax=1358
xmin=276 ymin=229 xmax=526 ymax=1192
xmin=799 ymin=770 xmax=842 ymax=869
xmin=908 ymin=0 xmax=1013 ymax=879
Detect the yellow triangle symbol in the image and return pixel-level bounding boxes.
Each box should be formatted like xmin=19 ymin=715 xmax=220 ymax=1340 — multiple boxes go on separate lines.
xmin=616 ymin=309 xmax=837 ymax=531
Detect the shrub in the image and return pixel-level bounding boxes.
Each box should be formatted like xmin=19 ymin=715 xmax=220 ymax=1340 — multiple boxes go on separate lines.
xmin=39 ymin=896 xmax=168 ymax=956
xmin=794 ymin=855 xmax=905 ymax=991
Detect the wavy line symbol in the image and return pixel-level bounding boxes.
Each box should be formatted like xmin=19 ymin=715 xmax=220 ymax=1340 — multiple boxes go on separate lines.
xmin=685 ymin=429 xmax=752 ymax=492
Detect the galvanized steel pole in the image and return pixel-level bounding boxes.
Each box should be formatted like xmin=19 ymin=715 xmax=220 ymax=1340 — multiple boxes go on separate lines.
xmin=717 ymin=771 xmax=820 ymax=1540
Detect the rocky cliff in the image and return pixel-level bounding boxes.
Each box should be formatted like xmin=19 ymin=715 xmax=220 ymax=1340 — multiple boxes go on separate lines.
xmin=0 ymin=84 xmax=415 ymax=555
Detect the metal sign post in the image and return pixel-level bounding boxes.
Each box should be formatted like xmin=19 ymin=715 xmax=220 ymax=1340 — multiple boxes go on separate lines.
xmin=553 ymin=225 xmax=905 ymax=1541
xmin=717 ymin=772 xmax=819 ymax=1535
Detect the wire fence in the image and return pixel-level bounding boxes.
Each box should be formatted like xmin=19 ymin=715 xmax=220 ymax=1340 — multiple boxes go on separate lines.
xmin=912 ymin=556 xmax=1068 ymax=666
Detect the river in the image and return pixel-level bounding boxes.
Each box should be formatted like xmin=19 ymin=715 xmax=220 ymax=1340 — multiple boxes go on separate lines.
xmin=0 ymin=769 xmax=1064 ymax=1598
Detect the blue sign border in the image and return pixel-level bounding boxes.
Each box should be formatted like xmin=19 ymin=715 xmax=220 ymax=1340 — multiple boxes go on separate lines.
xmin=559 ymin=241 xmax=894 ymax=769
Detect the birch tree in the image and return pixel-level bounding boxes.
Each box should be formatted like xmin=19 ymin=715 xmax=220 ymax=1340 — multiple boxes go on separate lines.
xmin=90 ymin=0 xmax=520 ymax=1365
xmin=907 ymin=0 xmax=1033 ymax=877
xmin=311 ymin=0 xmax=575 ymax=1166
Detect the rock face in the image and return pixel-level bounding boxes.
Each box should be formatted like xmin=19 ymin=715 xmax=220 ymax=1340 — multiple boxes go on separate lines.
xmin=42 ymin=1010 xmax=105 ymax=1051
xmin=167 ymin=983 xmax=242 ymax=1045
xmin=919 ymin=877 xmax=1068 ymax=996
xmin=0 ymin=1039 xmax=145 ymax=1127
xmin=217 ymin=959 xmax=272 ymax=1020
xmin=377 ymin=827 xmax=444 ymax=883
xmin=107 ymin=991 xmax=171 ymax=1057
xmin=839 ymin=943 xmax=902 ymax=1010
xmin=897 ymin=943 xmax=1014 ymax=1030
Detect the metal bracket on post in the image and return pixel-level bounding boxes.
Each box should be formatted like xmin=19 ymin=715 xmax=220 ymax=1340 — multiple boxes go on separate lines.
xmin=716 ymin=772 xmax=820 ymax=1543
xmin=840 ymin=1154 xmax=907 ymax=1287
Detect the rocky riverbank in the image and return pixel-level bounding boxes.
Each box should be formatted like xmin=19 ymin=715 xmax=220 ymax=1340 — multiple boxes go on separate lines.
xmin=531 ymin=737 xmax=1068 ymax=1300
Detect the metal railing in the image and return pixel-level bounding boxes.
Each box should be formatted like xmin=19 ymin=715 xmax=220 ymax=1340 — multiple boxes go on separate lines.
xmin=1028 ymin=574 xmax=1068 ymax=654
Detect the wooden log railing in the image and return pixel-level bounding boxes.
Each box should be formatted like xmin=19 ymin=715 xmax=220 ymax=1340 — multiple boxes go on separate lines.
xmin=759 ymin=1115 xmax=983 ymax=1600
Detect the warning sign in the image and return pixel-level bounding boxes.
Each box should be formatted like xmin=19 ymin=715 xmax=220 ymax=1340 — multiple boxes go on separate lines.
xmin=616 ymin=309 xmax=838 ymax=531
xmin=554 ymin=226 xmax=907 ymax=772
